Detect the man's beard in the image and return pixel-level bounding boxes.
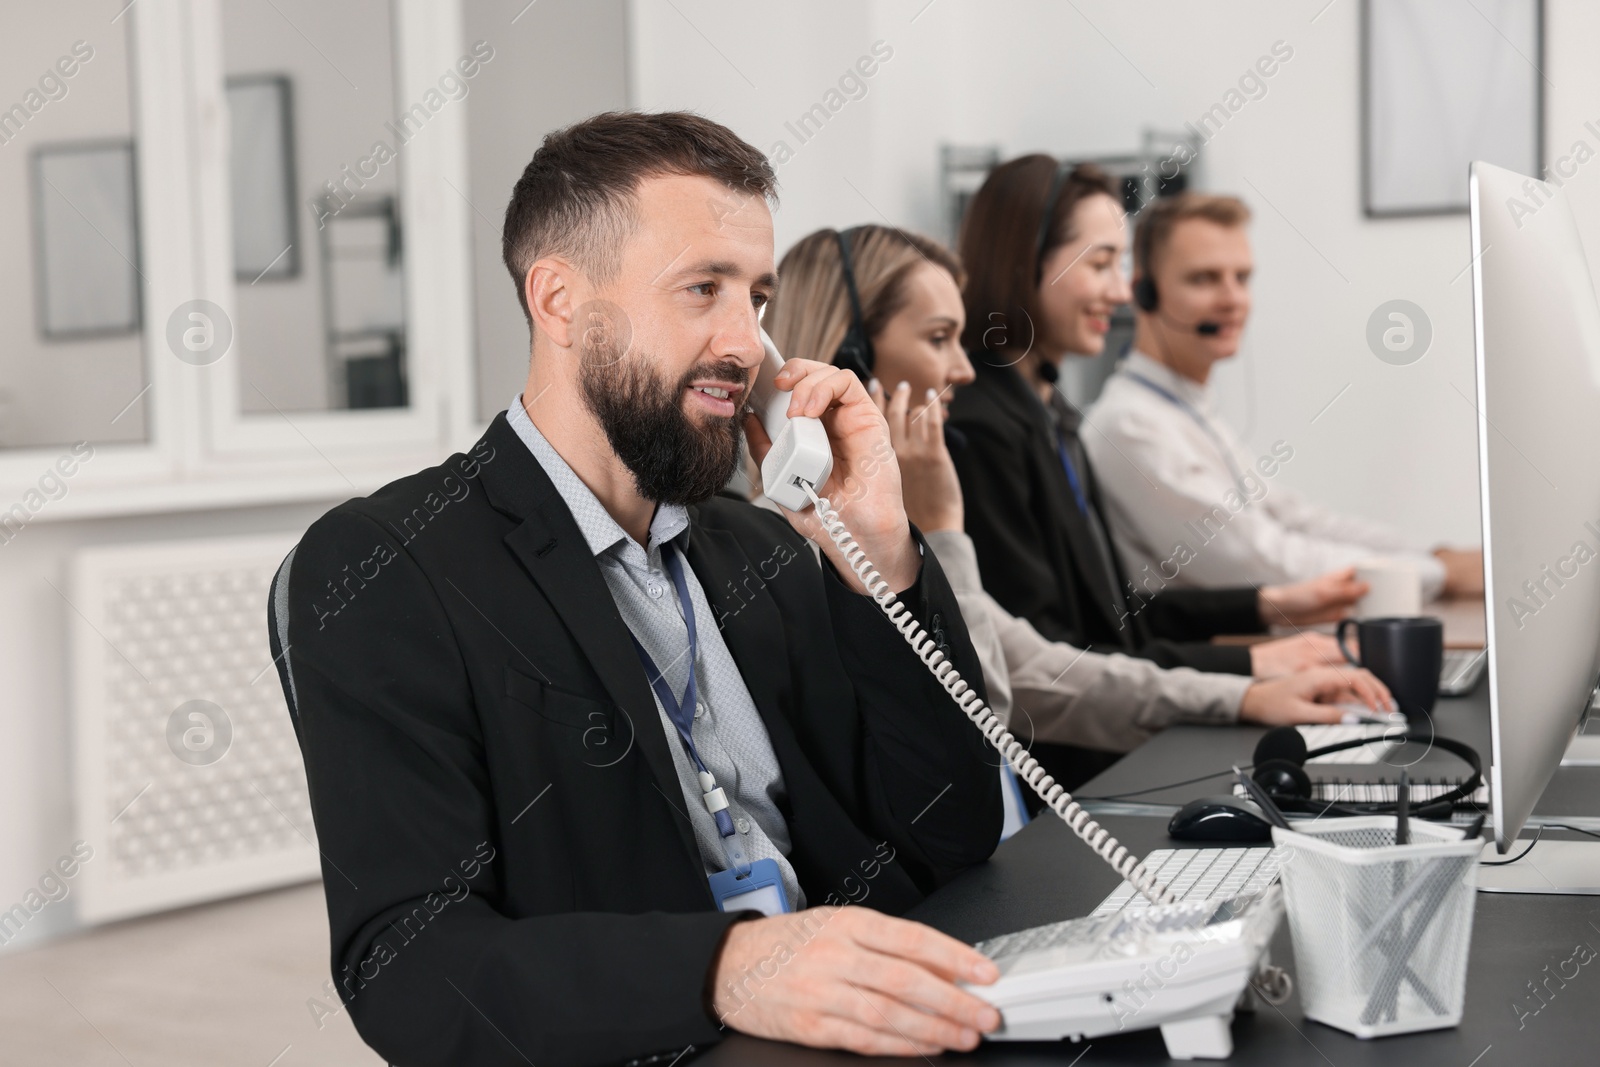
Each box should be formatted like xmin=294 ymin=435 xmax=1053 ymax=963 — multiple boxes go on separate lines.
xmin=579 ymin=346 xmax=747 ymax=507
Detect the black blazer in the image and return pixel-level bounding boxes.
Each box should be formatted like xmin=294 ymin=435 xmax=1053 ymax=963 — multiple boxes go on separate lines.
xmin=949 ymin=353 xmax=1261 ymax=674
xmin=271 ymin=413 xmax=1001 ymax=1067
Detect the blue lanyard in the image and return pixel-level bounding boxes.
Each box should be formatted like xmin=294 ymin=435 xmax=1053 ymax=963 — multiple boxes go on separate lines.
xmin=1055 ymin=437 xmax=1090 ymax=515
xmin=627 ymin=543 xmax=749 ymax=869
xmin=1123 ymin=371 xmax=1249 ymax=492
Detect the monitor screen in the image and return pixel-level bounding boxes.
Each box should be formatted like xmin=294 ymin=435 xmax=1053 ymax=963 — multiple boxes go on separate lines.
xmin=1469 ymin=160 xmax=1600 ymax=850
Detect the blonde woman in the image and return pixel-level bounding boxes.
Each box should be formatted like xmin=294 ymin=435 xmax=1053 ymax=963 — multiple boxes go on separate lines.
xmin=760 ymin=225 xmax=1391 ymax=781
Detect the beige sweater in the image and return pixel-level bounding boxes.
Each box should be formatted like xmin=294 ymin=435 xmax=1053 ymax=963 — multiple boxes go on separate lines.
xmin=923 ymin=529 xmax=1250 ymax=753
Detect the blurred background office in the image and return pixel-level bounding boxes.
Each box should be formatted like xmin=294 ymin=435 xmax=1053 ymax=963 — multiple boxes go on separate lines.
xmin=0 ymin=1 xmax=1584 ymax=1061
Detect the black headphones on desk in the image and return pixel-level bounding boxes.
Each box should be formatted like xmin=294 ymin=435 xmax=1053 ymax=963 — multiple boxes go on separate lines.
xmin=1249 ymin=725 xmax=1484 ymax=820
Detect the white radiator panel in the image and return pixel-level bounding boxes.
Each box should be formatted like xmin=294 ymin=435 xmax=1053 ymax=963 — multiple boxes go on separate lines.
xmin=70 ymin=533 xmax=320 ymax=923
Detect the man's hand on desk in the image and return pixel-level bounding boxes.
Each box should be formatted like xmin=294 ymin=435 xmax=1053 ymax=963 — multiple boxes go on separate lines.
xmin=710 ymin=906 xmax=1001 ymax=1056
xmin=1240 ymin=664 xmax=1395 ymax=726
xmin=1258 ymin=566 xmax=1368 ymax=626
xmin=1435 ymin=546 xmax=1485 ymax=597
xmin=1248 ymin=632 xmax=1345 ymax=678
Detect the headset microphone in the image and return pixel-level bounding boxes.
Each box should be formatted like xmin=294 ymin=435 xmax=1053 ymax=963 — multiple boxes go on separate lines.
xmin=1133 ymin=275 xmax=1223 ymax=337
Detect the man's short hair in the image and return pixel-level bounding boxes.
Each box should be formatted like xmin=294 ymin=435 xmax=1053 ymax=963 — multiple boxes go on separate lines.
xmin=1132 ymin=193 xmax=1251 ymax=280
xmin=501 ymin=110 xmax=778 ymax=324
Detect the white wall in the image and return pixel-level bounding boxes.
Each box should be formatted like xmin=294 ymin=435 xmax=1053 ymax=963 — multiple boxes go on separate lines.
xmin=0 ymin=4 xmax=147 ymax=448
xmin=464 ymin=0 xmax=630 ymax=421
xmin=631 ymin=0 xmax=1600 ymax=547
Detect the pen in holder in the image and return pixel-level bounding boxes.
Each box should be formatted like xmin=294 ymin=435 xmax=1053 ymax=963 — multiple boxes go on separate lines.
xmin=1271 ymin=817 xmax=1480 ymax=1038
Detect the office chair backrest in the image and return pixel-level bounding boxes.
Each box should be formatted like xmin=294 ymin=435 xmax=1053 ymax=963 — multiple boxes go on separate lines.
xmin=268 ymin=547 xmax=301 ymax=724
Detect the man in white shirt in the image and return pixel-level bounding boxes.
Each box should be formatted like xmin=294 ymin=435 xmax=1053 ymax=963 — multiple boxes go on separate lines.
xmin=1083 ymin=193 xmax=1481 ymax=598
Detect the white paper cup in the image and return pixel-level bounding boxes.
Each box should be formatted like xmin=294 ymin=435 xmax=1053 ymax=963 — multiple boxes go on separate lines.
xmin=1355 ymin=559 xmax=1423 ymax=618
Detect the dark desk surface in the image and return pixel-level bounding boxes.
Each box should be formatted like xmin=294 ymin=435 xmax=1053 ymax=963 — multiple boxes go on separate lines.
xmin=695 ymin=814 xmax=1600 ymax=1064
xmin=1077 ymin=684 xmax=1600 ymax=820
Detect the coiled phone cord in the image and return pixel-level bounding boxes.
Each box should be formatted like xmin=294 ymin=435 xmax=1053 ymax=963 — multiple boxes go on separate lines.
xmin=800 ymin=480 xmax=1177 ymax=906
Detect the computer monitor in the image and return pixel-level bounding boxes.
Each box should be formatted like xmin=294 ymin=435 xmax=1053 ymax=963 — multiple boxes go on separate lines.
xmin=1469 ymin=160 xmax=1600 ymax=889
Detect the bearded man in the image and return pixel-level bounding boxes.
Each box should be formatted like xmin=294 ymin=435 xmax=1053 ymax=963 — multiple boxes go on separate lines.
xmin=270 ymin=111 xmax=1003 ymax=1067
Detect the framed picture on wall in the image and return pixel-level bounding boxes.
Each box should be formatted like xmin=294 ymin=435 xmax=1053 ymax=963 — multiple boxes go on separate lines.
xmin=32 ymin=140 xmax=143 ymax=339
xmin=1362 ymin=0 xmax=1544 ymax=217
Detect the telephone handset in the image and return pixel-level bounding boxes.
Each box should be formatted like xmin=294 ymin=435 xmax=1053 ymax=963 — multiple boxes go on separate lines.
xmin=752 ymin=329 xmax=1174 ymax=907
xmin=751 ymin=331 xmax=834 ymax=512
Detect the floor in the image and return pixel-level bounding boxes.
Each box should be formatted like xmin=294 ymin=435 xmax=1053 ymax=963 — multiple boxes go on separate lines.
xmin=0 ymin=880 xmax=384 ymax=1066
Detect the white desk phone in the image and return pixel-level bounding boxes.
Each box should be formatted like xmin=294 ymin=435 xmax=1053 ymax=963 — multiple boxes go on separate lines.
xmin=750 ymin=329 xmax=1287 ymax=1060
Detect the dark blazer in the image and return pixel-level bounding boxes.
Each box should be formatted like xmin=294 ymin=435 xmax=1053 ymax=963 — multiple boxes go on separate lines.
xmin=949 ymin=353 xmax=1262 ymax=674
xmin=270 ymin=413 xmax=1001 ymax=1067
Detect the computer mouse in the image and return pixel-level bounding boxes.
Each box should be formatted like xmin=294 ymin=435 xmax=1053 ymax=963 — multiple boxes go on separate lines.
xmin=1167 ymin=795 xmax=1274 ymax=843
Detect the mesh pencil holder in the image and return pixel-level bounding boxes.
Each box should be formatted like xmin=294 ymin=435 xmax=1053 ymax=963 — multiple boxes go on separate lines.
xmin=1271 ymin=817 xmax=1479 ymax=1038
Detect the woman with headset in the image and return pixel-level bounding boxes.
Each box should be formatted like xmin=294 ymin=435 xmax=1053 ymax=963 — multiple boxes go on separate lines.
xmin=948 ymin=158 xmax=1369 ymax=689
xmin=759 ymin=224 xmax=1391 ymax=772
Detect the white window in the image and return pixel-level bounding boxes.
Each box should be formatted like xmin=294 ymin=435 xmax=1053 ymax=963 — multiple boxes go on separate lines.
xmin=0 ymin=0 xmax=476 ymax=518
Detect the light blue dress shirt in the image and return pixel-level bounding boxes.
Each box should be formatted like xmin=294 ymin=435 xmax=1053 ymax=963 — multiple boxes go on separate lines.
xmin=506 ymin=395 xmax=805 ymax=909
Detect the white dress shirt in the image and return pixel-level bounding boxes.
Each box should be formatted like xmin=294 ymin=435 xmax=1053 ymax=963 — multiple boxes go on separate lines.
xmin=1082 ymin=351 xmax=1445 ymax=597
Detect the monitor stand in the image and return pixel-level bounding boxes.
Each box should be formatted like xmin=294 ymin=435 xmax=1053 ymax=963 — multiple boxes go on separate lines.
xmin=1478 ymin=840 xmax=1600 ymax=894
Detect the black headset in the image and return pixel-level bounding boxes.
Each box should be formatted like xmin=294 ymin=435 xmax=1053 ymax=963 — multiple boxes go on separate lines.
xmin=1028 ymin=160 xmax=1076 ymax=388
xmin=830 ymin=226 xmax=969 ymax=452
xmin=1131 ymin=219 xmax=1222 ymax=336
xmin=831 ymin=227 xmax=875 ymax=381
xmin=1132 ymin=274 xmax=1161 ymax=313
xmin=1249 ymin=726 xmax=1483 ymax=821
xmin=1033 ymin=160 xmax=1075 ymax=286
xmin=1130 ymin=204 xmax=1161 ymax=312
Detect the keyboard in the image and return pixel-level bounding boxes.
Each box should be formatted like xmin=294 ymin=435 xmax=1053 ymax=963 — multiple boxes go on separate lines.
xmin=1299 ymin=722 xmax=1398 ymax=763
xmin=1089 ymin=847 xmax=1281 ymax=915
xmin=1440 ymin=648 xmax=1487 ymax=696
xmin=1295 ymin=651 xmax=1486 ymax=762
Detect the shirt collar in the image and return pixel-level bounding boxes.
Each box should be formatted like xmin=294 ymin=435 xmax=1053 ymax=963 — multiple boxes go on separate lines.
xmin=505 ymin=393 xmax=689 ymax=560
xmin=1122 ymin=350 xmax=1213 ymax=412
